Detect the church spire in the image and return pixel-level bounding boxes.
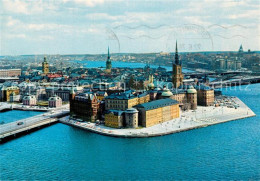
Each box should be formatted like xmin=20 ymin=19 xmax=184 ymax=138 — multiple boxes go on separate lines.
xmin=106 ymin=46 xmax=112 ymax=72
xmin=175 ymin=40 xmax=180 ymax=65
xmin=107 ymin=46 xmax=110 ymax=60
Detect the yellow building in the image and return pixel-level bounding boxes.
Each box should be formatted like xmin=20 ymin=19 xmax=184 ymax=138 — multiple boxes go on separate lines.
xmin=105 ymin=92 xmax=149 ymax=111
xmin=0 ymin=86 xmax=20 ymax=102
xmin=105 ymin=110 xmax=124 ymax=128
xmin=138 ymin=93 xmax=150 ymax=104
xmin=136 ymin=98 xmax=180 ymax=127
xmin=42 ymin=56 xmax=49 ymax=75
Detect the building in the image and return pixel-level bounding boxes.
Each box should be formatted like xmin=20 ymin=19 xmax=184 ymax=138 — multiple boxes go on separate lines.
xmin=104 ymin=110 xmax=124 ymax=128
xmin=46 ymin=86 xmax=82 ymax=101
xmin=137 ymin=92 xmax=150 ymax=104
xmin=22 ymin=94 xmax=37 ymax=106
xmin=172 ymin=41 xmax=184 ymax=88
xmin=9 ymin=92 xmax=21 ymax=102
xmin=105 ymin=91 xmax=149 ymax=111
xmin=105 ymin=47 xmax=112 ymax=73
xmin=70 ymin=92 xmax=100 ymax=122
xmin=135 ymin=98 xmax=180 ymax=127
xmin=125 ymin=108 xmax=139 ymax=128
xmin=186 ymin=86 xmax=197 ymax=110
xmin=0 ymin=69 xmax=21 ymax=77
xmin=0 ymin=86 xmax=20 ymax=102
xmin=48 ymin=95 xmax=62 ymax=108
xmin=195 ymin=84 xmax=214 ymax=106
xmin=42 ymin=56 xmax=49 ymax=75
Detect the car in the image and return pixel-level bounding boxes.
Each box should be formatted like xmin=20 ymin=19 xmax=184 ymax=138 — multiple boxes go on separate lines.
xmin=17 ymin=122 xmax=24 ymax=126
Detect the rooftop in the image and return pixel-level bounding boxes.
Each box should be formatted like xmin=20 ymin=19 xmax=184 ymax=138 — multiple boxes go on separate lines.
xmin=135 ymin=98 xmax=178 ymax=111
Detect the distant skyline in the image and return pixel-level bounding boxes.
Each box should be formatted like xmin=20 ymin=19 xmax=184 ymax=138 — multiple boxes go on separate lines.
xmin=0 ymin=0 xmax=259 ymax=55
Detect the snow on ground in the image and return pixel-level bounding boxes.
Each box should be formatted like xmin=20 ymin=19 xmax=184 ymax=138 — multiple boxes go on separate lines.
xmin=60 ymin=97 xmax=256 ymax=137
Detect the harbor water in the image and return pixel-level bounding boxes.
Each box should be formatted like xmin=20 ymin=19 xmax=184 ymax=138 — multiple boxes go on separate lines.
xmin=0 ymin=110 xmax=43 ymax=124
xmin=0 ymin=84 xmax=259 ymax=180
xmin=71 ymin=60 xmax=194 ymax=72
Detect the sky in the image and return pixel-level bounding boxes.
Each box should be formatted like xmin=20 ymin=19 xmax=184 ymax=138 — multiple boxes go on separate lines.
xmin=0 ymin=0 xmax=259 ymax=55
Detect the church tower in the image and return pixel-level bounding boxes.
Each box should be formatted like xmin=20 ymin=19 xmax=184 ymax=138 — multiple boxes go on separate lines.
xmin=172 ymin=41 xmax=184 ymax=88
xmin=42 ymin=56 xmax=49 ymax=75
xmin=106 ymin=47 xmax=112 ymax=73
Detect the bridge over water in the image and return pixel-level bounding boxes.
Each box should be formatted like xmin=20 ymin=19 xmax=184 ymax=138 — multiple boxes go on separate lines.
xmin=0 ymin=108 xmax=69 ymax=143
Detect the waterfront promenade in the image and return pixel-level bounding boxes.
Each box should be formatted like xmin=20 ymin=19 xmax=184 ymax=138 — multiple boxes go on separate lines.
xmin=60 ymin=97 xmax=256 ymax=138
xmin=0 ymin=102 xmax=58 ymax=112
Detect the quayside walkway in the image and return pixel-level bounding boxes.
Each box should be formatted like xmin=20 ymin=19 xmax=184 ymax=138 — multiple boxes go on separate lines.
xmin=0 ymin=108 xmax=69 ymax=143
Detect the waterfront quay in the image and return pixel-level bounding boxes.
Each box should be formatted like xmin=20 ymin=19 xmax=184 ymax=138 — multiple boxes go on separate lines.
xmin=60 ymin=96 xmax=256 ymax=138
xmin=0 ymin=105 xmax=69 ymax=143
xmin=0 ymin=102 xmax=56 ymax=112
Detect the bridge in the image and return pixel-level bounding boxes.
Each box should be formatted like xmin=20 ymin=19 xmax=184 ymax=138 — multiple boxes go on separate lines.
xmin=0 ymin=107 xmax=69 ymax=143
xmin=184 ymin=71 xmax=250 ymax=78
xmin=209 ymin=76 xmax=260 ymax=88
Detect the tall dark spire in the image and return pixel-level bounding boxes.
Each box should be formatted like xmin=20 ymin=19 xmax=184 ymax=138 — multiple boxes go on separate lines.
xmin=106 ymin=46 xmax=112 ymax=71
xmin=107 ymin=46 xmax=110 ymax=60
xmin=175 ymin=40 xmax=180 ymax=65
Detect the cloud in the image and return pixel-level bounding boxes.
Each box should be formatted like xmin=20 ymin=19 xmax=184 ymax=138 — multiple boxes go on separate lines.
xmin=6 ymin=33 xmax=26 ymax=39
xmin=227 ymin=9 xmax=260 ymax=20
xmin=86 ymin=13 xmax=122 ymax=21
xmin=2 ymin=0 xmax=29 ymax=14
xmin=62 ymin=0 xmax=105 ymax=7
xmin=2 ymin=0 xmax=58 ymax=15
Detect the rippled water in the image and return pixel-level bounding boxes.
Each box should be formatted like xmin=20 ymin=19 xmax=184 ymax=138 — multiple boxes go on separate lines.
xmin=0 ymin=84 xmax=259 ymax=180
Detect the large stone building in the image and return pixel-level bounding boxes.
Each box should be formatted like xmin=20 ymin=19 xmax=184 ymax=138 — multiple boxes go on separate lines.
xmin=0 ymin=69 xmax=21 ymax=77
xmin=70 ymin=92 xmax=101 ymax=122
xmin=135 ymin=98 xmax=180 ymax=127
xmin=172 ymin=41 xmax=184 ymax=88
xmin=105 ymin=91 xmax=150 ymax=111
xmin=104 ymin=110 xmax=124 ymax=128
xmin=195 ymin=84 xmax=214 ymax=106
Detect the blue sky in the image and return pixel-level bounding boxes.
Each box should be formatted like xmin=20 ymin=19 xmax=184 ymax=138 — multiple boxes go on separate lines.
xmin=0 ymin=0 xmax=259 ymax=55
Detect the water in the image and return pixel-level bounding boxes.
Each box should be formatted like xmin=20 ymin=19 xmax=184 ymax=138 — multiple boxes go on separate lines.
xmin=71 ymin=60 xmax=194 ymax=72
xmin=0 ymin=110 xmax=43 ymax=124
xmin=0 ymin=84 xmax=259 ymax=180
